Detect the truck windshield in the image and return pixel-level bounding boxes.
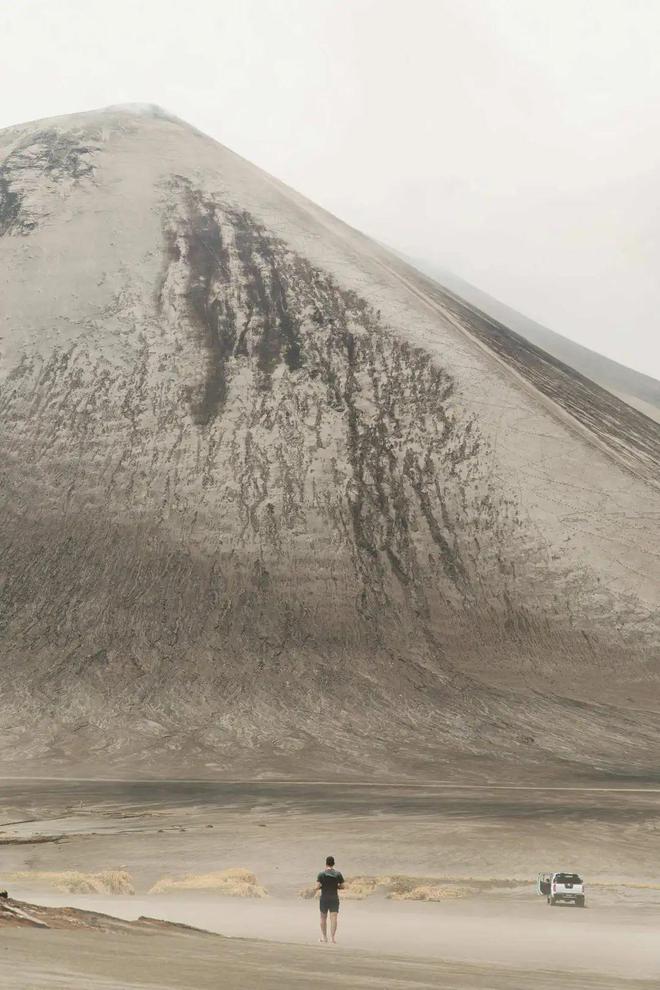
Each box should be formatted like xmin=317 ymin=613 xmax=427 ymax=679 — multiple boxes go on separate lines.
xmin=555 ymin=874 xmax=582 ymax=883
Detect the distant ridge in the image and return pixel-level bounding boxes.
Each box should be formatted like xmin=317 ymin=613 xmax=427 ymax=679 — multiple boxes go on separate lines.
xmin=406 ymin=260 xmax=660 ymax=423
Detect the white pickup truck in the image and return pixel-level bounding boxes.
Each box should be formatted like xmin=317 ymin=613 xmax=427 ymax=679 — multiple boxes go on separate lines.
xmin=538 ymin=872 xmax=586 ymax=907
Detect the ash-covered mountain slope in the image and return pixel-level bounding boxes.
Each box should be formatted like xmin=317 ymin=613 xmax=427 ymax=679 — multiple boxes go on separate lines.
xmin=1 ymin=105 xmax=658 ymax=778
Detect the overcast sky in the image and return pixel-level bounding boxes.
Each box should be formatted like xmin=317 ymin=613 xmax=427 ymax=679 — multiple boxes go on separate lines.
xmin=2 ymin=0 xmax=659 ymax=376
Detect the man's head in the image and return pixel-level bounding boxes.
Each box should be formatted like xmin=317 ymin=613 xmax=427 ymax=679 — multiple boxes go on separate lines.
xmin=326 ymin=855 xmax=335 ymax=867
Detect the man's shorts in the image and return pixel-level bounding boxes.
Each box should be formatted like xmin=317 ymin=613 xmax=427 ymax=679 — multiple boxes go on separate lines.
xmin=320 ymin=895 xmax=340 ymax=914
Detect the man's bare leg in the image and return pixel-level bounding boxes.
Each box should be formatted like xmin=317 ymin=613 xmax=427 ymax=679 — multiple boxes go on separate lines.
xmin=330 ymin=911 xmax=338 ymax=943
xmin=319 ymin=911 xmax=328 ymax=942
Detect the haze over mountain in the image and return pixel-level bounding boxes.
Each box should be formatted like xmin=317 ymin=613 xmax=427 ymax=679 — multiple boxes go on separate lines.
xmin=1 ymin=105 xmax=658 ymax=779
xmin=403 ymin=262 xmax=660 ymax=424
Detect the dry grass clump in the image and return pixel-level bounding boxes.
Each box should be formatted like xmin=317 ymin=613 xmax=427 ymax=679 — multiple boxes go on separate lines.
xmin=299 ymin=875 xmax=389 ymax=900
xmin=386 ymin=876 xmax=472 ymax=901
xmin=8 ymin=870 xmax=134 ymax=895
xmin=299 ymin=874 xmax=472 ymax=902
xmin=343 ymin=876 xmax=391 ymax=899
xmin=388 ymin=883 xmax=469 ymax=902
xmin=150 ymin=868 xmax=267 ymax=898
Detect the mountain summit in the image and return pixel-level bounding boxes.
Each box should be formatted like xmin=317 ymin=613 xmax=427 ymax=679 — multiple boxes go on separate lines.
xmin=1 ymin=107 xmax=658 ymax=778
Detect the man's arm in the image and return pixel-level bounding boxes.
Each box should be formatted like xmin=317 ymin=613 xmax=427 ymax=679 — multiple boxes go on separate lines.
xmin=338 ymin=872 xmax=345 ymax=889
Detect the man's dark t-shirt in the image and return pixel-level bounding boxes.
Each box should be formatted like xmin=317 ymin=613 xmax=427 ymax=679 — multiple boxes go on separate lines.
xmin=318 ymin=868 xmax=344 ymax=894
xmin=317 ymin=868 xmax=344 ymax=907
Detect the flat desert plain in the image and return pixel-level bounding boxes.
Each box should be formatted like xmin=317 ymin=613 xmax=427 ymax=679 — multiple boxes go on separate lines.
xmin=1 ymin=778 xmax=659 ymax=988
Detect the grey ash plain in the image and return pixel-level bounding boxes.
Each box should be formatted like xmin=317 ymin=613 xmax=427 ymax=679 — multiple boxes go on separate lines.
xmin=2 ymin=777 xmax=660 ymax=989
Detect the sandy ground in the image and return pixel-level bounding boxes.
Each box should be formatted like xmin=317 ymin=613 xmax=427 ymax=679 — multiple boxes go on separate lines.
xmin=2 ymin=779 xmax=660 ymax=987
xmin=9 ymin=889 xmax=660 ymax=981
xmin=4 ymin=927 xmax=658 ymax=990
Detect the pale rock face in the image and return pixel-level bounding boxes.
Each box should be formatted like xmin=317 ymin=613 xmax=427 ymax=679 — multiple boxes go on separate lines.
xmin=0 ymin=106 xmax=658 ymax=777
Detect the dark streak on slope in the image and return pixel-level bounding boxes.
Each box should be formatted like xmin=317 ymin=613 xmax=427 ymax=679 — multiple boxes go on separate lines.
xmin=24 ymin=129 xmax=97 ymax=181
xmin=0 ymin=128 xmax=97 ymax=235
xmin=232 ymin=209 xmax=283 ymax=388
xmin=0 ymin=171 xmax=23 ymax=236
xmin=163 ymin=186 xmax=309 ymax=424
xmin=230 ymin=208 xmax=305 ymax=385
xmin=180 ymin=184 xmax=236 ymax=425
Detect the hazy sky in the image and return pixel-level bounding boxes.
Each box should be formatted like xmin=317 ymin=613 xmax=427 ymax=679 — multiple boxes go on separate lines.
xmin=2 ymin=0 xmax=659 ymax=376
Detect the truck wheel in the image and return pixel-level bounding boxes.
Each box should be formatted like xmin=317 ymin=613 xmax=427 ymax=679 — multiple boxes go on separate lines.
xmin=577 ymin=897 xmax=585 ymax=907
xmin=549 ymin=897 xmax=556 ymax=906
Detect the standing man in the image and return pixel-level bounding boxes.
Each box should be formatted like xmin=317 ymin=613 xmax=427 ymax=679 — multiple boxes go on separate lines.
xmin=316 ymin=855 xmax=344 ymax=943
